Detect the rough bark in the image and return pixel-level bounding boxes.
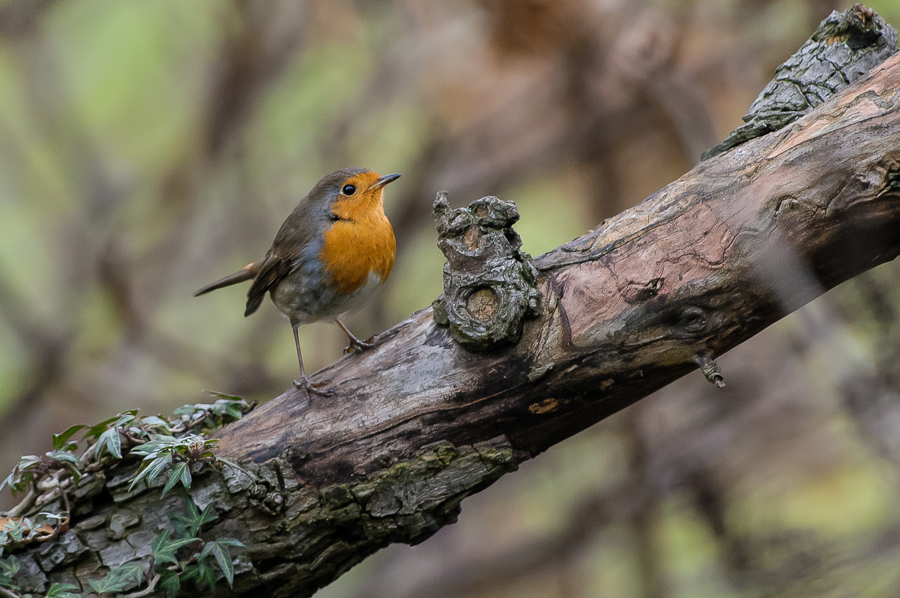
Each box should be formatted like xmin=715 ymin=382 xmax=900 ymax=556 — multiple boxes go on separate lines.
xmin=9 ymin=22 xmax=900 ymax=598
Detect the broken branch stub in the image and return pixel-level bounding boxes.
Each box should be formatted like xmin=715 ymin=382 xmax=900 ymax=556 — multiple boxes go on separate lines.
xmin=432 ymin=192 xmax=539 ymax=350
xmin=703 ymin=3 xmax=898 ymax=159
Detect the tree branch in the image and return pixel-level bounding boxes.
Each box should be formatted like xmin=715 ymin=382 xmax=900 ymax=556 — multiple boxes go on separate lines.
xmin=7 ymin=15 xmax=900 ymax=598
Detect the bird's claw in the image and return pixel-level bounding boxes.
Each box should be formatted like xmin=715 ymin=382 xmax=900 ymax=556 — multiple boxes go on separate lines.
xmin=343 ymin=336 xmax=376 ymax=355
xmin=293 ymin=377 xmax=334 ymax=397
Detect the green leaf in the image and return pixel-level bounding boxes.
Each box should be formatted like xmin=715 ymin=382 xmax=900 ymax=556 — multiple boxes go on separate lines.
xmin=205 ymin=541 xmax=234 ymax=585
xmin=113 ymin=411 xmax=139 ymax=428
xmin=182 ymin=556 xmax=217 ymax=589
xmin=196 ymin=503 xmax=216 ymax=529
xmin=140 ymin=415 xmax=172 ymax=433
xmin=129 ymin=452 xmax=173 ymax=492
xmin=0 ymin=554 xmax=21 ymax=587
xmin=87 ymin=561 xmax=143 ymax=593
xmin=151 ymin=530 xmax=197 ymax=566
xmin=97 ymin=428 xmax=122 ymax=460
xmin=84 ymin=416 xmax=120 ymax=440
xmin=150 ymin=529 xmax=172 ymax=563
xmin=200 ymin=538 xmax=245 ymax=586
xmin=45 ymin=450 xmax=80 ymax=466
xmin=52 ymin=425 xmax=86 ymax=451
xmin=195 ymin=559 xmax=217 ymax=590
xmin=169 ymin=499 xmax=199 ymax=539
xmin=2 ymin=518 xmax=29 ymax=542
xmin=158 ymin=569 xmax=181 ymax=597
xmin=169 ymin=500 xmax=216 ymax=539
xmin=37 ymin=512 xmax=67 ymax=523
xmin=45 ymin=582 xmax=80 ymax=598
xmin=85 ymin=410 xmax=137 ymax=447
xmin=161 ymin=462 xmax=191 ymax=498
xmin=16 ymin=455 xmax=41 ymax=471
xmin=1 ymin=455 xmax=43 ymax=495
xmin=181 ymin=563 xmax=200 ymax=583
xmin=211 ymin=399 xmax=243 ymax=419
xmin=171 ymin=404 xmax=201 ymax=418
xmin=129 ymin=434 xmax=180 ymax=457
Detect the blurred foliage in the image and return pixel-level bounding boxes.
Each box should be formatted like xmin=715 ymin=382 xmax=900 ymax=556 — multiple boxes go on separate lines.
xmin=1 ymin=0 xmax=900 ymax=597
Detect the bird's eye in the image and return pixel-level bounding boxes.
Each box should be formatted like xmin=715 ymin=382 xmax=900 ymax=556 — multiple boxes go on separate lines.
xmin=341 ymin=184 xmax=356 ymax=195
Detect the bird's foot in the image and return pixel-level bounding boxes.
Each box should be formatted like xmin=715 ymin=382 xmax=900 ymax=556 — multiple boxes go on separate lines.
xmin=293 ymin=376 xmax=334 ymax=397
xmin=343 ymin=335 xmax=376 ymax=355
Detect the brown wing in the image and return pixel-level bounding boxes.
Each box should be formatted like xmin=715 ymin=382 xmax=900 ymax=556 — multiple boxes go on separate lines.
xmin=244 ymin=250 xmax=293 ymax=316
xmin=243 ymin=193 xmax=325 ymax=317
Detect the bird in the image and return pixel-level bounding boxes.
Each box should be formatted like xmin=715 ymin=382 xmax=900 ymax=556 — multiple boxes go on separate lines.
xmin=194 ymin=167 xmax=400 ymax=397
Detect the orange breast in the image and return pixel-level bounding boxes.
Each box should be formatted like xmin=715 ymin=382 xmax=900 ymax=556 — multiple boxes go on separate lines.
xmin=320 ymin=208 xmax=395 ymax=296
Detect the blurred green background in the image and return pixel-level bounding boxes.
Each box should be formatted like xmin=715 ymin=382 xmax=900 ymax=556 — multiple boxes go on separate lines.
xmin=3 ymin=0 xmax=900 ymax=596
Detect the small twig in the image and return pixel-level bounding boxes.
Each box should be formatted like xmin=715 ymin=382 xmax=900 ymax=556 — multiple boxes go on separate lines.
xmin=122 ymin=431 xmax=144 ymax=446
xmin=6 ymin=485 xmax=37 ymax=518
xmin=78 ymin=443 xmax=98 ymax=466
xmin=59 ymin=486 xmax=70 ymax=515
xmin=695 ymin=354 xmax=726 ymax=388
xmin=168 ymin=552 xmax=199 ymax=572
xmin=36 ymin=468 xmax=63 ymax=492
xmin=0 ymin=585 xmax=21 ymax=598
xmin=122 ymin=572 xmax=160 ymax=598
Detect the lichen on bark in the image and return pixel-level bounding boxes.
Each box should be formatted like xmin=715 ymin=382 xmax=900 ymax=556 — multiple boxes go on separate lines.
xmin=8 ymin=437 xmax=517 ymax=597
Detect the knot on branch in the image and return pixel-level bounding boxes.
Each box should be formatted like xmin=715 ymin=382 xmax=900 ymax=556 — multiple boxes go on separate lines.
xmin=432 ymin=192 xmax=539 ymax=350
xmin=704 ymin=3 xmax=898 ymax=159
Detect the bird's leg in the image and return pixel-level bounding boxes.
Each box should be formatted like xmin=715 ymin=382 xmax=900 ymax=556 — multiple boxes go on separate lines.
xmin=335 ymin=318 xmax=376 ymax=354
xmin=292 ymin=324 xmax=333 ymax=397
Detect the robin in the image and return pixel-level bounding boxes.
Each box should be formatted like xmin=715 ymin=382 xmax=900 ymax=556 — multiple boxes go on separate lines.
xmin=194 ymin=167 xmax=400 ymax=396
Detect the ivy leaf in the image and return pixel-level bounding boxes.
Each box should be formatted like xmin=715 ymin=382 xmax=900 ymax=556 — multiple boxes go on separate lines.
xmin=45 ymin=582 xmax=80 ymax=598
xmin=84 ymin=416 xmax=120 ymax=441
xmin=211 ymin=399 xmax=244 ymax=421
xmin=85 ymin=410 xmax=136 ymax=451
xmin=170 ymin=501 xmax=215 ymax=539
xmin=182 ymin=559 xmax=217 ymax=589
xmin=158 ymin=569 xmax=181 ymax=597
xmin=161 ymin=461 xmax=192 ymax=498
xmin=37 ymin=512 xmax=67 ymax=525
xmin=96 ymin=428 xmax=122 ymax=460
xmin=52 ymin=425 xmax=85 ymax=451
xmin=169 ymin=500 xmax=200 ymax=539
xmin=128 ymin=452 xmax=173 ymax=491
xmin=196 ymin=503 xmax=217 ymax=529
xmin=45 ymin=450 xmax=79 ymax=466
xmin=140 ymin=415 xmax=172 ymax=433
xmin=0 ymin=554 xmax=21 ymax=588
xmin=200 ymin=538 xmax=245 ymax=586
xmin=129 ymin=435 xmax=179 ymax=458
xmin=171 ymin=404 xmax=202 ymax=419
xmin=2 ymin=518 xmax=30 ymax=542
xmin=87 ymin=561 xmax=143 ymax=594
xmin=151 ymin=530 xmax=197 ymax=566
xmin=113 ymin=411 xmax=139 ymax=428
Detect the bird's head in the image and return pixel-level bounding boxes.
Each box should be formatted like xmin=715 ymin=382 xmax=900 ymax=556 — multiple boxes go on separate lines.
xmin=313 ymin=168 xmax=401 ymax=221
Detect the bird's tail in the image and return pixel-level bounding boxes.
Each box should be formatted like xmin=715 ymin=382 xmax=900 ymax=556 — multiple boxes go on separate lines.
xmin=193 ymin=263 xmax=258 ymax=297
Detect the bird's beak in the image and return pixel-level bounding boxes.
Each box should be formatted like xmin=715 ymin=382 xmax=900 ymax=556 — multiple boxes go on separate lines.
xmin=371 ymin=173 xmax=401 ymax=190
